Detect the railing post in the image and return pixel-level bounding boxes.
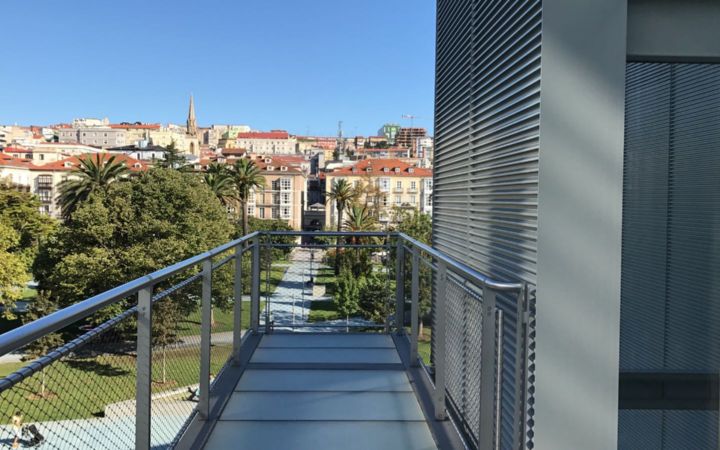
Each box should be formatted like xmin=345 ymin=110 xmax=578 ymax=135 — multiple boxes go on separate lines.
xmin=479 ymin=286 xmax=498 ymax=450
xmin=251 ymin=235 xmax=261 ymax=333
xmin=395 ymin=238 xmax=405 ymax=334
xmin=135 ymin=286 xmax=153 ymax=450
xmin=434 ymin=260 xmax=448 ymax=420
xmin=513 ymin=283 xmax=529 ymax=450
xmin=410 ymin=247 xmax=420 ymax=367
xmin=232 ymin=243 xmax=243 ymax=365
xmin=198 ymin=258 xmax=212 ymax=419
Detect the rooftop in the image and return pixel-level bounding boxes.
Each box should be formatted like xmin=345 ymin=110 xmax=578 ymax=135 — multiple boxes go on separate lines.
xmin=329 ymin=158 xmax=432 ymax=177
xmin=237 ymin=131 xmax=290 ymax=140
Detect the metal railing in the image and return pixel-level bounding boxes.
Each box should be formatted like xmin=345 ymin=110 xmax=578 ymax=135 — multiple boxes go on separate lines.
xmin=0 ymin=231 xmax=533 ymax=450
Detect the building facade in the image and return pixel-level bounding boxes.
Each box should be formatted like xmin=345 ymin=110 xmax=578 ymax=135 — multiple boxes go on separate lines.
xmin=324 ymin=158 xmax=432 ymax=227
xmin=377 ymin=123 xmax=400 ymax=145
xmin=58 ymin=127 xmax=127 ymax=148
xmin=235 ymin=131 xmax=297 ymax=154
xmin=0 ymin=153 xmax=146 ymax=217
xmin=433 ymin=1 xmax=720 ymax=449
xmin=395 ymin=127 xmax=427 ymax=149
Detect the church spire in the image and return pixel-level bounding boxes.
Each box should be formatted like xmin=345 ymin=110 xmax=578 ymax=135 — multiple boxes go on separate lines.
xmin=187 ymin=94 xmax=198 ymax=137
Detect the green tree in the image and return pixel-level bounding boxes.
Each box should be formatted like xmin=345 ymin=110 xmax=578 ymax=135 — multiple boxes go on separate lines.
xmin=326 ymin=179 xmax=359 ymax=274
xmin=22 ymin=291 xmax=63 ymax=396
xmin=229 ymin=159 xmax=265 ymax=236
xmin=334 ymin=270 xmax=361 ymax=332
xmin=0 ymin=222 xmax=28 ymax=319
xmin=57 ymin=154 xmax=130 ymax=220
xmin=203 ymin=169 xmax=235 ymax=208
xmin=159 ymin=140 xmax=187 ymax=170
xmin=344 ymin=204 xmax=377 ymax=234
xmin=0 ymin=186 xmax=56 ymax=264
xmin=35 ymin=168 xmax=234 ymax=324
xmin=395 ymin=209 xmax=432 ymax=244
xmin=152 ymin=296 xmax=182 ymax=384
xmin=394 ymin=210 xmax=432 ymax=334
xmin=358 ymin=272 xmax=394 ymax=324
xmin=341 ymin=204 xmax=377 ymax=278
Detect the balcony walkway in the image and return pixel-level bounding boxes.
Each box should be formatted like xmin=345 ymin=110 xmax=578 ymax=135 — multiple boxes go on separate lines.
xmin=199 ymin=334 xmax=438 ymax=450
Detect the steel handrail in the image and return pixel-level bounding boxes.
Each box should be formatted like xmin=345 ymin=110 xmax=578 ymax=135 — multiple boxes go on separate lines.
xmin=0 ymin=232 xmax=259 ymax=356
xmin=399 ymin=233 xmax=523 ymax=292
xmin=262 ymin=231 xmax=522 ymax=292
xmin=0 ymin=230 xmax=520 ymax=356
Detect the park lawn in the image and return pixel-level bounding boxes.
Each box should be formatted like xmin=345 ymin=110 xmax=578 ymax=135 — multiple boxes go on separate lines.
xmin=21 ymin=286 xmax=38 ymax=301
xmin=175 ymin=301 xmax=264 ymax=337
xmin=307 ymin=300 xmax=341 ymax=322
xmin=314 ymin=267 xmax=337 ymax=296
xmin=0 ymin=343 xmax=233 ymax=424
xmin=262 ymin=265 xmax=288 ymax=295
xmin=418 ymin=326 xmax=432 ymax=365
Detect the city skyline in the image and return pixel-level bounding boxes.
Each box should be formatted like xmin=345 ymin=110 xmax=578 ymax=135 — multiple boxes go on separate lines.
xmin=0 ymin=0 xmax=436 ymax=136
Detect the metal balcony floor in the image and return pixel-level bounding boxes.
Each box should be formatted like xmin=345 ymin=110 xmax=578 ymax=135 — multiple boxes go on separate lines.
xmin=202 ymin=334 xmax=438 ymax=450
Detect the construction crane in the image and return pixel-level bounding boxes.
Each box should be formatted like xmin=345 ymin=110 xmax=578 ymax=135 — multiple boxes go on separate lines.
xmin=401 ymin=114 xmax=420 ymax=128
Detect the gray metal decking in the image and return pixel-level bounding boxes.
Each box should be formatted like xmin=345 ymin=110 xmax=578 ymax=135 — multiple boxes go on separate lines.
xmin=202 ymin=334 xmax=439 ymax=450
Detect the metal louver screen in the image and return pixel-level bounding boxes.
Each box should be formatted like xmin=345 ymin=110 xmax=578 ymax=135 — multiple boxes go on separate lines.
xmin=620 ymin=62 xmax=720 ymax=449
xmin=433 ymin=1 xmax=541 ymax=448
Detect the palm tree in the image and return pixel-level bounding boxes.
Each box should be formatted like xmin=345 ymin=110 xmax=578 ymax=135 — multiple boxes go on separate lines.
xmin=58 ymin=154 xmax=129 ymax=219
xmin=326 ymin=179 xmax=359 ymax=274
xmin=229 ymin=158 xmax=265 ymax=236
xmin=344 ymin=204 xmax=377 ymax=239
xmin=327 ymin=179 xmax=359 ymax=235
xmin=203 ymin=170 xmax=235 ymax=208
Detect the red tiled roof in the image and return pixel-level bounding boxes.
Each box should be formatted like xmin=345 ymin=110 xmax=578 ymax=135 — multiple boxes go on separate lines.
xmin=359 ymin=147 xmax=409 ymax=153
xmin=35 ymin=154 xmax=149 ymax=172
xmin=0 ymin=153 xmax=33 ymax=168
xmin=328 ymin=158 xmax=431 ymax=177
xmin=236 ymin=131 xmax=290 ymax=140
xmin=221 ymin=148 xmax=248 ymax=156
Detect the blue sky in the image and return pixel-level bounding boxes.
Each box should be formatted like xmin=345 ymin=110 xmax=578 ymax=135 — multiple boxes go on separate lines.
xmin=0 ymin=0 xmax=436 ymax=136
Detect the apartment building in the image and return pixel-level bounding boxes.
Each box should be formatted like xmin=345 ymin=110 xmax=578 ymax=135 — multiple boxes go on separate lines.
xmin=324 ymin=158 xmax=432 ymax=227
xmin=194 ymin=153 xmax=306 ymax=229
xmin=0 ymin=153 xmax=147 ymax=217
xmin=58 ymin=127 xmax=127 ymax=148
xmin=377 ymin=123 xmax=400 ymax=145
xmin=3 ymin=143 xmax=104 ymax=165
xmin=109 ymin=123 xmax=161 ymax=146
xmin=148 ymin=126 xmax=200 ymax=156
xmin=395 ymin=127 xmax=427 ymax=149
xmin=235 ymin=131 xmax=297 ymax=154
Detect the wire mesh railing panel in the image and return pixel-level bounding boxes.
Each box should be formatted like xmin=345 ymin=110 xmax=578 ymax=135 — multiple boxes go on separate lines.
xmin=444 ymin=274 xmax=484 ymax=447
xmin=0 ymin=307 xmax=138 ymax=450
xmin=149 ymin=289 xmax=202 ymax=450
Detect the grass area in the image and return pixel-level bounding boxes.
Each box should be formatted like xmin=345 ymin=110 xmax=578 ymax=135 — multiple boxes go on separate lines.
xmin=175 ymin=301 xmax=264 ymax=336
xmin=0 ymin=361 xmax=28 ymax=378
xmin=262 ymin=265 xmax=288 ymax=295
xmin=418 ymin=326 xmax=432 ymax=365
xmin=0 ymin=343 xmax=232 ymax=423
xmin=21 ymin=286 xmax=37 ymax=301
xmin=307 ymin=300 xmax=341 ymax=322
xmin=314 ymin=267 xmax=337 ymax=295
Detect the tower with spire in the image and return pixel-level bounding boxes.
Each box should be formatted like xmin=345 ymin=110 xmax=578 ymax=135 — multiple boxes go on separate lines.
xmin=186 ymin=94 xmax=198 ymax=137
